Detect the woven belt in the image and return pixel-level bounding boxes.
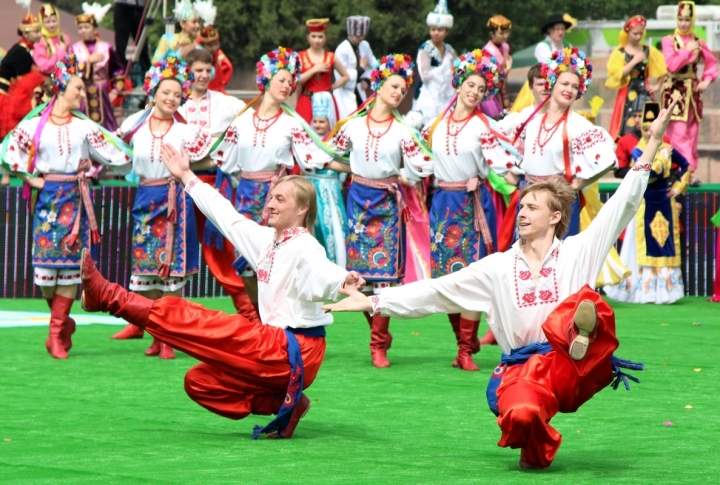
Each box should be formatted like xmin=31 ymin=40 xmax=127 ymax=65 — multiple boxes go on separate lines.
xmin=353 ymin=175 xmax=409 ymax=219
xmin=43 ymin=159 xmax=99 ymax=248
xmin=241 ymin=165 xmax=288 ymax=224
xmin=140 ymin=176 xmax=178 ymax=279
xmin=524 ymin=174 xmax=563 ymax=185
xmin=438 ymin=177 xmax=494 ymax=254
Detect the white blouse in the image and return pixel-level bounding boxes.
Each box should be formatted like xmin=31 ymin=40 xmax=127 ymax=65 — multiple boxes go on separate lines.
xmin=371 ymin=163 xmax=652 ymax=354
xmin=177 ymin=90 xmax=246 ymax=138
xmin=497 ymin=105 xmax=538 ymax=142
xmin=3 ymin=117 xmax=130 ymax=175
xmin=186 ymin=177 xmax=348 ymax=328
xmin=327 ymin=116 xmax=433 ymax=181
xmin=118 ymin=108 xmax=214 ymax=179
xmin=213 ymin=110 xmax=331 ymax=176
xmin=423 ymin=114 xmax=522 ymax=182
xmin=516 ymin=111 xmax=616 ymax=180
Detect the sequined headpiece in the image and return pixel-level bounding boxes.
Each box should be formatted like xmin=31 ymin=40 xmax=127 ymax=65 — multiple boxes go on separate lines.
xmin=678 ymin=1 xmax=695 ymax=20
xmin=307 ymin=18 xmax=329 ymax=33
xmin=370 ymin=53 xmax=414 ymax=91
xmin=199 ymin=25 xmax=219 ymax=45
xmin=174 ymin=0 xmax=198 ymax=21
xmin=487 ymin=15 xmax=511 ymax=33
xmin=51 ymin=53 xmax=82 ymax=93
xmin=76 ymin=2 xmax=111 ymax=27
xmin=618 ymin=15 xmax=647 ymax=46
xmin=255 ymin=47 xmax=301 ymax=93
xmin=19 ymin=13 xmax=40 ymax=32
xmin=143 ymin=57 xmax=194 ymax=105
xmin=540 ymin=47 xmax=592 ymax=99
xmin=427 ymin=0 xmax=453 ymax=29
xmin=452 ymin=49 xmax=502 ymax=100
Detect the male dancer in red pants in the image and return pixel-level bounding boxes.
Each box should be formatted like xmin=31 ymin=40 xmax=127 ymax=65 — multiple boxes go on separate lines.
xmin=324 ymin=99 xmax=678 ymax=467
xmin=82 ymin=146 xmax=364 ymax=439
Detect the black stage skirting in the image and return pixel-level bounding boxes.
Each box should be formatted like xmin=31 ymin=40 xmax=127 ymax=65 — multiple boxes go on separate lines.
xmin=1 ymin=183 xmax=718 ymax=298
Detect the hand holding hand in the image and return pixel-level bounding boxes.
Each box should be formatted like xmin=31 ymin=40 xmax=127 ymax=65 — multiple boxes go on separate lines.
xmin=160 ymin=144 xmax=193 ymax=183
xmin=322 ymin=288 xmax=372 ymax=313
xmin=343 ymin=271 xmax=366 ymax=291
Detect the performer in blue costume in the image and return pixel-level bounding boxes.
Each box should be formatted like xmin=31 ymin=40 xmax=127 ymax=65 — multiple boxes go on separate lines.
xmin=152 ymin=0 xmax=201 ymax=62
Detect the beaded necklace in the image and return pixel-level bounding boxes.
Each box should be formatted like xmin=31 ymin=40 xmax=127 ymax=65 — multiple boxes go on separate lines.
xmin=365 ymin=112 xmax=394 ymax=162
xmin=252 ymin=108 xmax=283 ymax=147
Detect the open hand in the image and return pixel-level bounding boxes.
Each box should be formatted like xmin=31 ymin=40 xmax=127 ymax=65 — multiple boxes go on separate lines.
xmin=343 ymin=271 xmax=366 ymax=291
xmin=160 ymin=144 xmax=192 ymax=183
xmin=650 ymin=97 xmax=679 ymax=142
xmin=322 ymin=288 xmax=372 ymax=313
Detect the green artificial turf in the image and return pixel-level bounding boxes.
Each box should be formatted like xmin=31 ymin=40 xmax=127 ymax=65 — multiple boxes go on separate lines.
xmin=0 ymin=297 xmax=718 ymax=484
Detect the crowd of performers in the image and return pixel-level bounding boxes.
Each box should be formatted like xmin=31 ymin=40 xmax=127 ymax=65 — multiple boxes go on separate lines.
xmin=1 ymin=0 xmax=720 ymax=470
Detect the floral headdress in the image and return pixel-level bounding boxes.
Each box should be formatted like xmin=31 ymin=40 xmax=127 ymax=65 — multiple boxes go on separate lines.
xmin=51 ymin=54 xmax=82 ymax=93
xmin=370 ymin=53 xmax=414 ymax=92
xmin=255 ymin=47 xmax=301 ymax=93
xmin=540 ymin=47 xmax=592 ymax=99
xmin=452 ymin=49 xmax=502 ymax=100
xmin=143 ymin=57 xmax=193 ymax=105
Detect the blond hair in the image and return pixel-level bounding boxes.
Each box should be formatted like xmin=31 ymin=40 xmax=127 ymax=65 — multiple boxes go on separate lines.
xmin=274 ymin=175 xmax=317 ymax=231
xmin=519 ymin=177 xmax=576 ymax=238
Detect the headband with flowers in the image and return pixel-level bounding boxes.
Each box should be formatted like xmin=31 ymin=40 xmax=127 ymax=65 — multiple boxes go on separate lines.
xmin=255 ymin=47 xmax=302 ymax=93
xmin=370 ymin=53 xmax=414 ymax=92
xmin=143 ymin=56 xmax=193 ymax=105
xmin=452 ymin=49 xmax=503 ymax=100
xmin=51 ymin=53 xmax=82 ymax=93
xmin=540 ymin=47 xmax=593 ymax=99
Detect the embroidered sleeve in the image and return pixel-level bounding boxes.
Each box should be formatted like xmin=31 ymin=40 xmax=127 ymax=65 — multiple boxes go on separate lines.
xmin=290 ymin=123 xmax=332 ymax=170
xmin=211 ymin=122 xmax=241 ymax=175
xmin=325 ymin=122 xmax=352 ymax=157
xmin=86 ymin=125 xmax=132 ymax=170
xmin=401 ymin=130 xmax=433 ymax=181
xmin=479 ymin=129 xmax=521 ymax=176
xmin=184 ymin=125 xmax=213 ymax=161
xmin=569 ymin=124 xmax=616 ymax=179
xmin=1 ymin=125 xmax=33 ymax=175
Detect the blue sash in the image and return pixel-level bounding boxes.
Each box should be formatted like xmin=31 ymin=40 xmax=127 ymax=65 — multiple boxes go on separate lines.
xmin=252 ymin=326 xmax=326 ymax=439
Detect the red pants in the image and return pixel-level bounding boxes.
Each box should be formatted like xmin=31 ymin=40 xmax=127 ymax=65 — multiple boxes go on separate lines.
xmin=496 ymin=287 xmax=618 ymax=468
xmin=145 ymin=297 xmax=326 ymax=419
xmin=194 ymin=174 xmax=253 ymax=310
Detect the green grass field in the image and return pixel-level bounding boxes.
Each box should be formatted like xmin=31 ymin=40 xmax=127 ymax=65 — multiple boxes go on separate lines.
xmin=0 ymin=296 xmax=718 ymax=484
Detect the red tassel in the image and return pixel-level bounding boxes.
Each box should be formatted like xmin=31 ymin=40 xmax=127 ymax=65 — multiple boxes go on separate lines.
xmin=63 ymin=234 xmax=78 ymax=250
xmin=158 ymin=264 xmax=170 ymax=279
xmin=485 ymin=240 xmax=495 ymax=255
xmin=167 ymin=209 xmax=177 ymax=224
xmin=91 ymin=229 xmax=100 ymax=244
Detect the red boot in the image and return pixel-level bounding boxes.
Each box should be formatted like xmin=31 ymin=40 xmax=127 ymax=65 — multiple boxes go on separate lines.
xmin=46 ymin=297 xmax=70 ymax=359
xmin=448 ymin=314 xmax=461 ymax=367
xmin=455 ymin=317 xmax=479 ymax=371
xmin=479 ymin=329 xmax=497 ymax=346
xmin=365 ymin=312 xmax=393 ymax=350
xmin=266 ymin=394 xmax=311 ymax=439
xmin=46 ymin=296 xmax=76 ymax=351
xmin=145 ymin=337 xmax=161 ymax=356
xmin=111 ymin=323 xmax=145 ymax=339
xmin=80 ymin=249 xmax=153 ymax=327
xmin=568 ymin=300 xmax=598 ymax=361
xmin=370 ymin=316 xmax=391 ymax=368
xmin=159 ymin=342 xmax=176 ymax=359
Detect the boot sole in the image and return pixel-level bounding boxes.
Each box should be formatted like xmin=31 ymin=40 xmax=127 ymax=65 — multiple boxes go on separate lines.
xmin=569 ymin=301 xmax=597 ymax=361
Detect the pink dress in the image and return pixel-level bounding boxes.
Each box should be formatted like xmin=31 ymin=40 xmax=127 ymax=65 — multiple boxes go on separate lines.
xmin=33 ymin=34 xmax=71 ymax=75
xmin=661 ymin=33 xmax=718 ymax=171
xmin=480 ymin=41 xmax=511 ymax=118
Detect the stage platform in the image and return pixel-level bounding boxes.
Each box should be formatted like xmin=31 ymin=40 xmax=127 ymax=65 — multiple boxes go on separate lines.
xmin=1 ymin=179 xmax=717 ymax=298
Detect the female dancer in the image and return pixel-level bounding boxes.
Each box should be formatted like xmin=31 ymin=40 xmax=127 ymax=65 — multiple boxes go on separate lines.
xmin=514 ymin=47 xmax=616 ymax=238
xmin=325 ymin=53 xmax=433 ymax=368
xmin=117 ymin=57 xmax=214 ymax=359
xmin=424 ymin=49 xmax=521 ymax=370
xmin=481 ymin=15 xmax=513 ymax=118
xmin=0 ymin=54 xmax=131 ymax=359
xmin=33 ymin=3 xmax=71 ymax=75
xmin=296 ymin=19 xmax=350 ymax=124
xmin=606 ymin=15 xmax=667 ymax=140
xmin=661 ymin=1 xmax=717 ymax=185
xmin=605 ymin=101 xmax=689 ymax=304
xmin=212 ymin=47 xmax=334 ymax=314
xmin=152 ymin=1 xmax=201 ymax=63
xmin=306 ymin=91 xmax=347 ymax=266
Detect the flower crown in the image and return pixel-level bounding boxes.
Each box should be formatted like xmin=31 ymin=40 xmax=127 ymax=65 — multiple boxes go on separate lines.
xmin=51 ymin=54 xmax=81 ymax=93
xmin=143 ymin=57 xmax=193 ymax=105
xmin=540 ymin=47 xmax=592 ymax=99
xmin=255 ymin=47 xmax=302 ymax=93
xmin=452 ymin=49 xmax=503 ymax=100
xmin=370 ymin=53 xmax=414 ymax=92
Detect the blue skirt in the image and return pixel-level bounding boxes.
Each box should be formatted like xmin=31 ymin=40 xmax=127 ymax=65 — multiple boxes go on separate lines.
xmin=32 ymin=180 xmax=93 ymax=268
xmin=234 ymin=178 xmax=270 ymax=223
xmin=131 ymin=184 xmax=198 ymax=277
xmin=346 ymin=182 xmax=404 ymax=281
xmin=430 ymin=184 xmax=497 ymax=278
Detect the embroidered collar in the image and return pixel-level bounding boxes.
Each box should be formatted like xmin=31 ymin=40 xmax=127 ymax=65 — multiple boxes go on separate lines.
xmin=256 ymin=227 xmax=309 ymax=284
xmin=513 ymin=237 xmax=561 ymax=265
xmin=513 ymin=238 xmax=561 ymax=307
xmin=275 ymin=227 xmax=309 ymax=246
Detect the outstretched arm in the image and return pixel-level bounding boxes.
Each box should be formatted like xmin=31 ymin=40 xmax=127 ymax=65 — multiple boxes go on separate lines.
xmin=161 ymin=144 xmax=266 ymax=267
